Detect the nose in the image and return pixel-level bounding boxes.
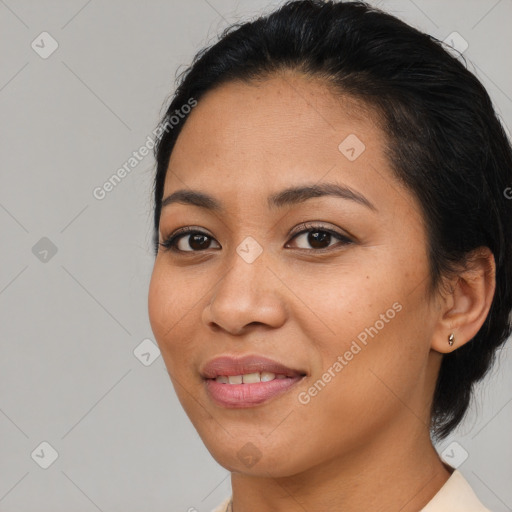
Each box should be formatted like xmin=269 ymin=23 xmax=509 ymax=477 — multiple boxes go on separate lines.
xmin=202 ymin=248 xmax=288 ymax=336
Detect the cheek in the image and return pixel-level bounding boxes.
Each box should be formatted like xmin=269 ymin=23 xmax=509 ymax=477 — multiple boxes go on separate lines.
xmin=148 ymin=265 xmax=173 ymax=342
xmin=290 ymin=310 xmax=423 ymax=465
xmin=148 ymin=264 xmax=210 ymax=420
xmin=147 ymin=263 xmax=202 ymax=366
xmin=287 ymin=261 xmax=400 ymax=350
xmin=291 ymin=258 xmax=430 ymax=409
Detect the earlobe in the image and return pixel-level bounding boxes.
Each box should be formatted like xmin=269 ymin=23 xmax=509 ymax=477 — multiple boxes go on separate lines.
xmin=431 ymin=247 xmax=496 ymax=354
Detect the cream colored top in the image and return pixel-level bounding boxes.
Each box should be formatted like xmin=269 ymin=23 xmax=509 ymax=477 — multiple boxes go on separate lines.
xmin=210 ymin=470 xmax=491 ymax=512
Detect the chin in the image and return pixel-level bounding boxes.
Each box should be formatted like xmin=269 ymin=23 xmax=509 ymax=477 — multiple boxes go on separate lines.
xmin=203 ymin=437 xmax=311 ymax=478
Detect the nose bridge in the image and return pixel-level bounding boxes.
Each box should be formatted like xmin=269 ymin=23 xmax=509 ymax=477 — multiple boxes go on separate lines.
xmin=213 ymin=238 xmax=268 ymax=306
xmin=203 ymin=238 xmax=286 ymax=333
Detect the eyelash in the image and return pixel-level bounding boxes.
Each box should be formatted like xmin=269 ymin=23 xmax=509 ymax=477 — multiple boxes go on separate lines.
xmin=159 ymin=222 xmax=353 ymax=254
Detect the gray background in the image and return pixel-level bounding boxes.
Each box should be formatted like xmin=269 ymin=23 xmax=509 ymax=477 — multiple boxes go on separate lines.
xmin=0 ymin=0 xmax=511 ymax=511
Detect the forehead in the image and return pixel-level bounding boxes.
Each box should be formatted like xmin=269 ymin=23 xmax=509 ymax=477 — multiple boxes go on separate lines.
xmin=163 ymin=72 xmax=398 ymax=211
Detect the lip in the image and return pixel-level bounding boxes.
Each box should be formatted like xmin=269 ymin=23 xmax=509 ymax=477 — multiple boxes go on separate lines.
xmin=201 ymin=354 xmax=307 ymax=408
xmin=201 ymin=354 xmax=307 ymax=379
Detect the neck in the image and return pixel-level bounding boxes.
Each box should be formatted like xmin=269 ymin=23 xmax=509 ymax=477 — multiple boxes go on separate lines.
xmin=229 ymin=422 xmax=452 ymax=512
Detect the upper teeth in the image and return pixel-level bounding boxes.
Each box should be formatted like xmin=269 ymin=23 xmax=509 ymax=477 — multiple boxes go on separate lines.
xmin=215 ymin=372 xmax=289 ymax=384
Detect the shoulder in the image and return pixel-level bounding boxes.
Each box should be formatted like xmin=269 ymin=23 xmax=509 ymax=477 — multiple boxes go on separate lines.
xmin=210 ymin=496 xmax=232 ymax=512
xmin=420 ymin=470 xmax=491 ymax=512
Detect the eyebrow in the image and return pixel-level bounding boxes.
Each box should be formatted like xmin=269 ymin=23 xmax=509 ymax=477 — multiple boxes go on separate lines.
xmin=160 ymin=182 xmax=377 ymax=212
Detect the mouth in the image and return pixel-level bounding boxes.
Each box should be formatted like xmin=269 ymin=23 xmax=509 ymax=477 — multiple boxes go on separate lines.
xmin=207 ymin=371 xmax=300 ymax=384
xmin=201 ymin=354 xmax=307 ymax=408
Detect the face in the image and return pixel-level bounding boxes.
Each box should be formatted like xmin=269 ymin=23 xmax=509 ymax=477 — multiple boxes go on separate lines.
xmin=148 ymin=72 xmax=443 ymax=477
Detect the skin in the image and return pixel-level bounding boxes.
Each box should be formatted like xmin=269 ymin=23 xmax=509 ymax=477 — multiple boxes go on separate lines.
xmin=148 ymin=70 xmax=495 ymax=512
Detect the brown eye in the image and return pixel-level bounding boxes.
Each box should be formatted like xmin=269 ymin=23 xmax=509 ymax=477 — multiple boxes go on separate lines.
xmin=159 ymin=228 xmax=221 ymax=252
xmin=287 ymin=224 xmax=353 ymax=251
xmin=178 ymin=233 xmax=214 ymax=251
xmin=305 ymin=230 xmax=332 ymax=249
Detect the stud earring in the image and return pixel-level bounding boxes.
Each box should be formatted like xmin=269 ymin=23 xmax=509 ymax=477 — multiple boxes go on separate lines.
xmin=448 ymin=333 xmax=454 ymax=347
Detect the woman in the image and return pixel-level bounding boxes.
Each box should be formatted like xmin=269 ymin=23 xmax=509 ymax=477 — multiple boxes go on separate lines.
xmin=147 ymin=1 xmax=512 ymax=510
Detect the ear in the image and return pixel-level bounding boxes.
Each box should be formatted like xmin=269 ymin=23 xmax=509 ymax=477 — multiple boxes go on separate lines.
xmin=431 ymin=247 xmax=496 ymax=354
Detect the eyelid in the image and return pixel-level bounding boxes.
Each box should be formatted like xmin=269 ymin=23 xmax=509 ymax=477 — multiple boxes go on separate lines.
xmin=165 ymin=225 xmax=207 ymax=237
xmin=288 ymin=221 xmax=354 ymax=241
xmin=161 ymin=225 xmax=211 ymax=241
xmin=159 ymin=226 xmax=220 ymax=252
